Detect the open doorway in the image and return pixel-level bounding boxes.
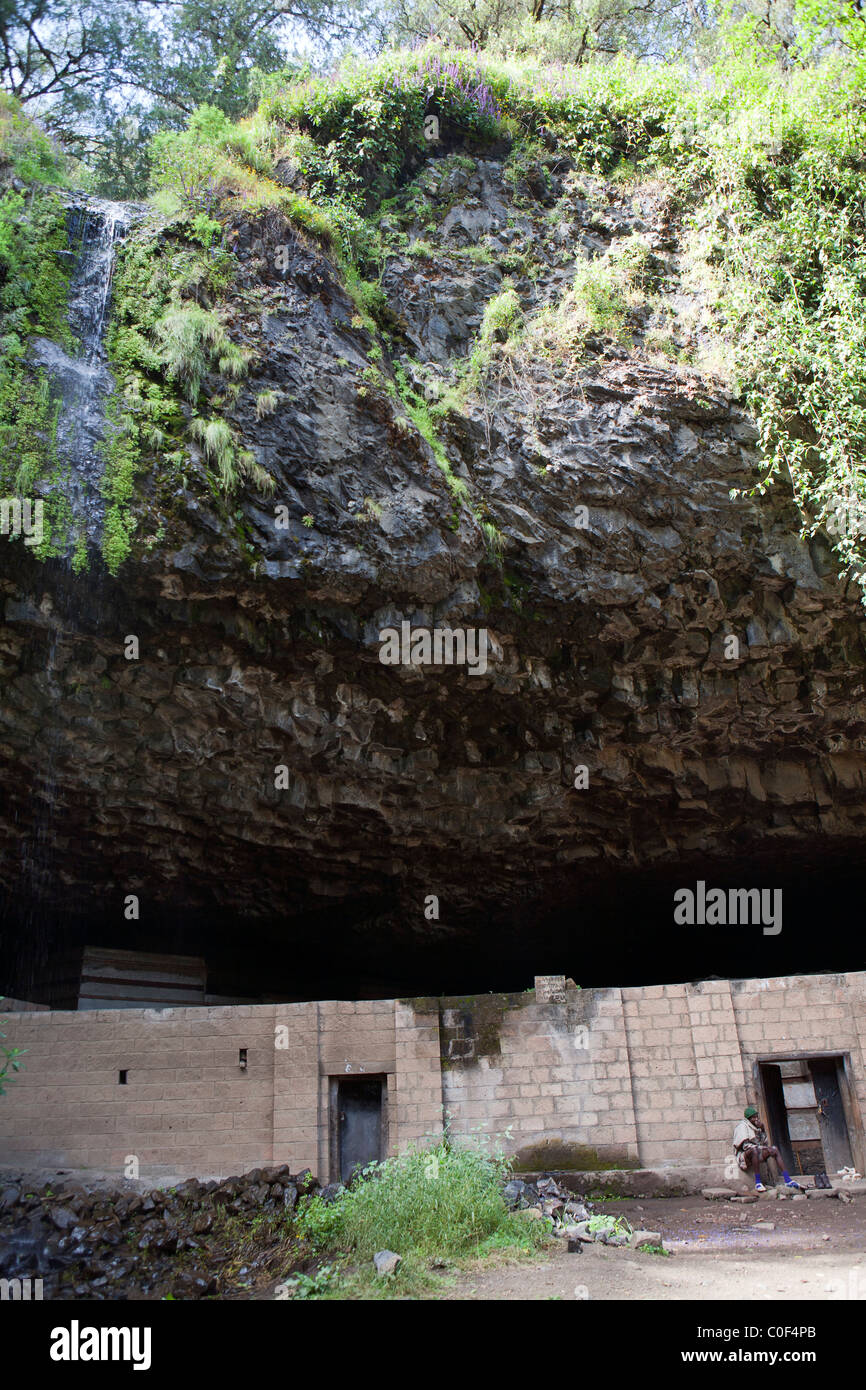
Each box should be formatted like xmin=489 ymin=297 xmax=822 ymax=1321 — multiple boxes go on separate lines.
xmin=758 ymin=1055 xmax=856 ymax=1179
xmin=330 ymin=1075 xmax=386 ymax=1184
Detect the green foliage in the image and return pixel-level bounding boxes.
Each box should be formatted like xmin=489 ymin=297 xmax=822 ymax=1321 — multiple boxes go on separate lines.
xmin=705 ymin=89 xmax=866 ymax=585
xmin=190 ymin=213 xmax=224 ymax=251
xmin=504 ymin=136 xmax=551 ymax=194
xmin=280 ymin=1263 xmax=340 ymax=1299
xmin=608 ymin=232 xmax=658 ymax=291
xmin=587 ymin=1213 xmax=632 ymax=1235
xmin=0 ymin=171 xmax=71 ymax=555
xmin=389 ymin=1 xmax=703 ymax=66
xmin=100 ymin=395 xmax=141 ymax=574
xmin=190 ymin=416 xmax=237 ymax=480
xmin=102 ymin=224 xmax=270 ymax=564
xmin=255 ymin=388 xmax=279 ymax=418
xmin=0 ymin=1001 xmax=25 ymax=1097
xmin=100 ymin=232 xmax=191 ymax=569
xmin=153 ymin=304 xmax=251 ymax=403
xmin=149 ymin=128 xmax=224 ymax=217
xmin=71 ymin=531 xmax=89 ymax=573
xmin=296 ymin=1141 xmax=533 ymax=1262
xmin=0 ymin=367 xmax=56 ymax=494
xmin=0 ymin=93 xmax=67 ymax=186
xmin=481 ymin=519 xmax=504 ymax=562
xmin=480 ymin=286 xmax=522 ymax=344
xmin=142 ymin=47 xmax=510 ymax=260
xmin=0 ymin=186 xmax=73 ymax=346
xmin=563 ymin=258 xmax=631 ymax=340
xmin=394 ymin=367 xmax=470 ymax=508
xmin=6 ymin=28 xmax=866 ymax=590
xmin=258 ymin=48 xmax=504 ymax=218
xmin=340 ymin=261 xmax=389 ymax=334
xmin=465 ymin=284 xmax=524 ymax=381
xmin=0 ymin=2 xmax=373 ymax=198
xmin=356 ymin=496 xmax=383 ymax=523
xmin=187 ymin=104 xmax=233 ymax=143
xmin=294 ymin=1191 xmax=345 ymax=1252
xmin=190 ymin=416 xmax=274 ymax=495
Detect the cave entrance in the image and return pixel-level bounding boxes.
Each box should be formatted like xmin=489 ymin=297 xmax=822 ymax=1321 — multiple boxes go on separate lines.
xmin=331 ymin=1075 xmax=386 ymax=1184
xmin=757 ymin=1055 xmax=859 ymax=1178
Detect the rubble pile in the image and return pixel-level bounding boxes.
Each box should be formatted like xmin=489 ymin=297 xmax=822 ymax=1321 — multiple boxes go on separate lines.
xmin=0 ymin=1166 xmax=316 ymax=1299
xmin=503 ymin=1176 xmax=663 ymax=1251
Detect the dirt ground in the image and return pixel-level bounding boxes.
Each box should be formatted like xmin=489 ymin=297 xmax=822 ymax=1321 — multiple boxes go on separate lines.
xmin=443 ymin=1192 xmax=866 ymax=1301
xmin=4 ymin=1166 xmax=864 ymax=1301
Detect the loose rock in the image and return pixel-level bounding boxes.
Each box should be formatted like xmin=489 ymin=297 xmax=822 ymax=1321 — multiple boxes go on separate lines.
xmin=629 ymin=1230 xmax=662 ymax=1249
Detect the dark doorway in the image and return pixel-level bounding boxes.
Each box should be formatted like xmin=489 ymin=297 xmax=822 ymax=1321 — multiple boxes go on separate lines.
xmin=810 ymin=1058 xmax=854 ymax=1174
xmin=334 ymin=1076 xmax=385 ymax=1184
xmin=759 ymin=1061 xmax=794 ymax=1173
xmin=759 ymin=1056 xmax=854 ymax=1178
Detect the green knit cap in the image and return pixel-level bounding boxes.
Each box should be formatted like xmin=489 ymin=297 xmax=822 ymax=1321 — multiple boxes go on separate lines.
xmin=744 ymin=1106 xmax=758 ymax=1118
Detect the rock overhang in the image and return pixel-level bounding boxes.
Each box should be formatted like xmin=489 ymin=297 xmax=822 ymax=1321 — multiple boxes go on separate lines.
xmin=2 ymin=149 xmax=866 ymax=1000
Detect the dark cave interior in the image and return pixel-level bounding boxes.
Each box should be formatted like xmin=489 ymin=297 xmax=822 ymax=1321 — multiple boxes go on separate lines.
xmin=3 ymin=846 xmax=863 ymax=1007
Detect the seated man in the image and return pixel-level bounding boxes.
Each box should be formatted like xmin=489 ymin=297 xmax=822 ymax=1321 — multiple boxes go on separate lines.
xmin=733 ymin=1106 xmax=803 ymax=1192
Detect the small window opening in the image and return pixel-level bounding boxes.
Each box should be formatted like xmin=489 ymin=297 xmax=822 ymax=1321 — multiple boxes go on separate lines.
xmin=118 ymin=1070 xmax=128 ymax=1085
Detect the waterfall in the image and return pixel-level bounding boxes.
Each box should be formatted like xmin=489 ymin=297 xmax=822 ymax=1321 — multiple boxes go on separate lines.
xmin=31 ymin=197 xmax=134 ymax=550
xmin=14 ymin=199 xmax=136 ymax=998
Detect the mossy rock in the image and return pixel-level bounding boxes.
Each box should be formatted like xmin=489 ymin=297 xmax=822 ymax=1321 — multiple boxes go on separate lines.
xmin=511 ymin=1140 xmax=641 ymax=1173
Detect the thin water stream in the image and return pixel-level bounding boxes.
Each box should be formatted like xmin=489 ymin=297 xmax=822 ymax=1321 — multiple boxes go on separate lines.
xmin=32 ymin=197 xmax=133 ymax=548
xmin=15 ymin=197 xmax=136 ymax=993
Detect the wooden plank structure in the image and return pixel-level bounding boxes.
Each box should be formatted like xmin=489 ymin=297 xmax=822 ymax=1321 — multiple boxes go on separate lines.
xmin=77 ymin=948 xmax=206 ymax=1010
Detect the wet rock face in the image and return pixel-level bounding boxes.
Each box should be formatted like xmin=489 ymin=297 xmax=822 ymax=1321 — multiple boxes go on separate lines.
xmin=1 ymin=151 xmax=866 ymax=977
xmin=31 ymin=199 xmax=134 ymax=549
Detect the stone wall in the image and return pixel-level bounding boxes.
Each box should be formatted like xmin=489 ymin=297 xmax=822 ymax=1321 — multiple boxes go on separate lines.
xmin=439 ymin=987 xmax=640 ymax=1170
xmin=0 ymin=1000 xmax=415 ymax=1180
xmin=0 ymin=972 xmax=863 ymax=1181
